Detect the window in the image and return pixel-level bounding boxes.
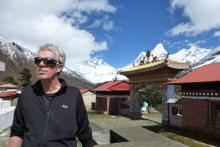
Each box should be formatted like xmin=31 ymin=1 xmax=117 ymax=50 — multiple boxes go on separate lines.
xmin=172 ymin=106 xmax=182 ymax=116
xmin=210 ymin=102 xmax=220 ymax=128
xmin=212 ymin=102 xmax=220 ymax=128
xmin=215 ymin=104 xmax=220 ymax=117
xmin=172 ymin=107 xmax=178 ymax=115
xmin=120 ymin=103 xmax=129 ymax=109
xmin=120 ymin=98 xmax=130 ymax=109
xmin=99 ymin=98 xmax=103 ymax=103
xmin=120 ymin=98 xmax=127 ymax=102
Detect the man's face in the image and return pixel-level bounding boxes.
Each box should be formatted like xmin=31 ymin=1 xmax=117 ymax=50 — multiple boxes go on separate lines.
xmin=35 ymin=50 xmax=63 ymax=80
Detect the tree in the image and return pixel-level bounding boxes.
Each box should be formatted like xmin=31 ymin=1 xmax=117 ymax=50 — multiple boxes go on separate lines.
xmin=4 ymin=76 xmax=18 ymax=84
xmin=137 ymin=82 xmax=162 ymax=107
xmin=19 ymin=68 xmax=32 ymax=87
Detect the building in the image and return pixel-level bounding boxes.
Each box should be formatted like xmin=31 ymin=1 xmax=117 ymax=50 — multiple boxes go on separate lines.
xmin=0 ymin=61 xmax=17 ymax=133
xmin=169 ymin=63 xmax=220 ymax=138
xmin=0 ymin=82 xmax=19 ymax=108
xmin=80 ymin=88 xmax=96 ymax=111
xmin=0 ymin=82 xmax=19 ymax=92
xmin=0 ymin=91 xmax=17 ymax=109
xmin=120 ymin=59 xmax=189 ymax=121
xmin=94 ymin=81 xmax=130 ymax=116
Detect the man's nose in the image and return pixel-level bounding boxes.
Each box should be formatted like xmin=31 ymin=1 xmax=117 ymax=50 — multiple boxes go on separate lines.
xmin=38 ymin=60 xmax=46 ymax=66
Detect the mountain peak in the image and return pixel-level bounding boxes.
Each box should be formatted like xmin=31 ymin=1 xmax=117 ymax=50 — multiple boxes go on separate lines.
xmin=83 ymin=58 xmax=108 ymax=67
xmin=72 ymin=58 xmax=127 ymax=84
xmin=149 ymin=43 xmax=168 ymax=61
xmin=151 ymin=43 xmax=168 ymax=56
xmin=170 ymin=46 xmax=211 ymax=64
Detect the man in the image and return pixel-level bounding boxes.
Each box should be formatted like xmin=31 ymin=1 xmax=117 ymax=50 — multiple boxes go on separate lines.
xmin=8 ymin=44 xmax=94 ymax=147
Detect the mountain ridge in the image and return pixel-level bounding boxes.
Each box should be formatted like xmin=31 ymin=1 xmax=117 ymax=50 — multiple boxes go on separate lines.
xmin=1 ymin=38 xmax=219 ymax=85
xmin=120 ymin=43 xmax=212 ymax=70
xmin=0 ymin=38 xmax=94 ymax=88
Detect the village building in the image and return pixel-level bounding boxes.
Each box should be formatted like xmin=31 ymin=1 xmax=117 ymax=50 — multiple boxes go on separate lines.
xmin=0 ymin=82 xmax=19 ymax=92
xmin=0 ymin=91 xmax=17 ymax=133
xmin=80 ymin=88 xmax=96 ymax=111
xmin=169 ymin=63 xmax=220 ymax=138
xmin=94 ymin=81 xmax=130 ymax=116
xmin=0 ymin=61 xmax=19 ymax=132
xmin=120 ymin=59 xmax=189 ymax=123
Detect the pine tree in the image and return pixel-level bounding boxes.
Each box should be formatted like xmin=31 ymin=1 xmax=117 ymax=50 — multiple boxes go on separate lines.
xmin=19 ymin=68 xmax=32 ymax=87
xmin=4 ymin=76 xmax=18 ymax=84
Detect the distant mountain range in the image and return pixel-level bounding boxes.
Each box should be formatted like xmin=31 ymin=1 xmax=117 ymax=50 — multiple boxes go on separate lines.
xmin=1 ymin=37 xmax=220 ymax=85
xmin=169 ymin=45 xmax=210 ymax=64
xmin=71 ymin=58 xmax=127 ymax=84
xmin=120 ymin=43 xmax=214 ymax=71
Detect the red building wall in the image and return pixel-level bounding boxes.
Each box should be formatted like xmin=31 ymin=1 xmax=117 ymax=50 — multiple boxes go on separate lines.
xmin=108 ymin=99 xmax=119 ymax=115
xmin=182 ymin=98 xmax=220 ymax=138
xmin=95 ymin=97 xmax=107 ymax=112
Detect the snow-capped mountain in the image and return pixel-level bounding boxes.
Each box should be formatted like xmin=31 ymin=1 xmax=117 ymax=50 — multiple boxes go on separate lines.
xmin=0 ymin=38 xmax=35 ymax=61
xmin=150 ymin=43 xmax=168 ymax=61
xmin=2 ymin=37 xmax=217 ymax=85
xmin=133 ymin=51 xmax=146 ymax=66
xmin=118 ymin=51 xmax=146 ymax=71
xmin=120 ymin=43 xmax=211 ymax=70
xmin=169 ymin=45 xmax=210 ymax=64
xmin=72 ymin=58 xmax=127 ymax=84
xmin=194 ymin=46 xmax=220 ymax=68
xmin=118 ymin=43 xmax=169 ymax=70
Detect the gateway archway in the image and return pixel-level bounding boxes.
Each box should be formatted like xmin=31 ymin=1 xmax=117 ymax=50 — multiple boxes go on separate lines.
xmin=120 ymin=59 xmax=189 ymax=124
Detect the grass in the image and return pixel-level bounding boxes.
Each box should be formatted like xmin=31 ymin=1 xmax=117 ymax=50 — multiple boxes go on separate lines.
xmin=164 ymin=133 xmax=208 ymax=147
xmin=87 ymin=111 xmax=112 ymax=119
xmin=143 ymin=125 xmax=220 ymax=147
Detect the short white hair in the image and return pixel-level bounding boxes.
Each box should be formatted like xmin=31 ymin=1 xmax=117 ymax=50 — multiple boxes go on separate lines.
xmin=38 ymin=43 xmax=66 ymax=65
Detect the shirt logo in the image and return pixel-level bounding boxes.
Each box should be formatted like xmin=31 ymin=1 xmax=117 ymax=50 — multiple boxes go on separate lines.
xmin=61 ymin=104 xmax=69 ymax=109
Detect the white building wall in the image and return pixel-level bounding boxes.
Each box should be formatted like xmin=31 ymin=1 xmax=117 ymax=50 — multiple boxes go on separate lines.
xmin=82 ymin=91 xmax=96 ymax=110
xmin=169 ymin=105 xmax=183 ymax=128
xmin=0 ymin=98 xmax=15 ymax=133
xmin=0 ymin=99 xmax=11 ymax=109
xmin=0 ymin=107 xmax=15 ymax=132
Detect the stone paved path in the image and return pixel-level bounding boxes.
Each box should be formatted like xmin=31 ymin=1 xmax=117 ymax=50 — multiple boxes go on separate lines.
xmin=1 ymin=114 xmax=215 ymax=147
xmin=0 ymin=128 xmax=10 ymax=147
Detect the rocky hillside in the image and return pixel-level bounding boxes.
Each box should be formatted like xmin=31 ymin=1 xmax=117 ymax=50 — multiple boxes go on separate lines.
xmin=0 ymin=39 xmax=94 ymax=88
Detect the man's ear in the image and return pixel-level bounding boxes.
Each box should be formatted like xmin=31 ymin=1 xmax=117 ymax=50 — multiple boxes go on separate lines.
xmin=57 ymin=64 xmax=64 ymax=73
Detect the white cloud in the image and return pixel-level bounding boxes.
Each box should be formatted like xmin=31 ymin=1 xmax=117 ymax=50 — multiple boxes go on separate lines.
xmin=88 ymin=15 xmax=114 ymax=31
xmin=103 ymin=20 xmax=114 ymax=31
xmin=169 ymin=0 xmax=220 ymax=36
xmin=213 ymin=31 xmax=220 ymax=38
xmin=71 ymin=0 xmax=116 ymax=13
xmin=0 ymin=0 xmax=116 ymax=68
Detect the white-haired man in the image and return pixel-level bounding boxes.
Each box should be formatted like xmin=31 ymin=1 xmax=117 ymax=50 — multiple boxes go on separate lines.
xmin=8 ymin=44 xmax=94 ymax=147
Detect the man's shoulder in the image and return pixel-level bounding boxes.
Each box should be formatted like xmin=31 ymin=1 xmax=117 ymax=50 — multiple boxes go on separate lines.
xmin=21 ymin=81 xmax=42 ymax=95
xmin=21 ymin=85 xmax=34 ymax=93
xmin=66 ymin=86 xmax=80 ymax=93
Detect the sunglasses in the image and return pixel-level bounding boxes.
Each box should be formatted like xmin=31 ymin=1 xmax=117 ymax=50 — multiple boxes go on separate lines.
xmin=34 ymin=57 xmax=61 ymax=66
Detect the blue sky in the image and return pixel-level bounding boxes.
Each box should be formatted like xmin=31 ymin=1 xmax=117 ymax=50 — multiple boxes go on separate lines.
xmin=90 ymin=0 xmax=220 ymax=68
xmin=1 ymin=0 xmax=220 ymax=69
